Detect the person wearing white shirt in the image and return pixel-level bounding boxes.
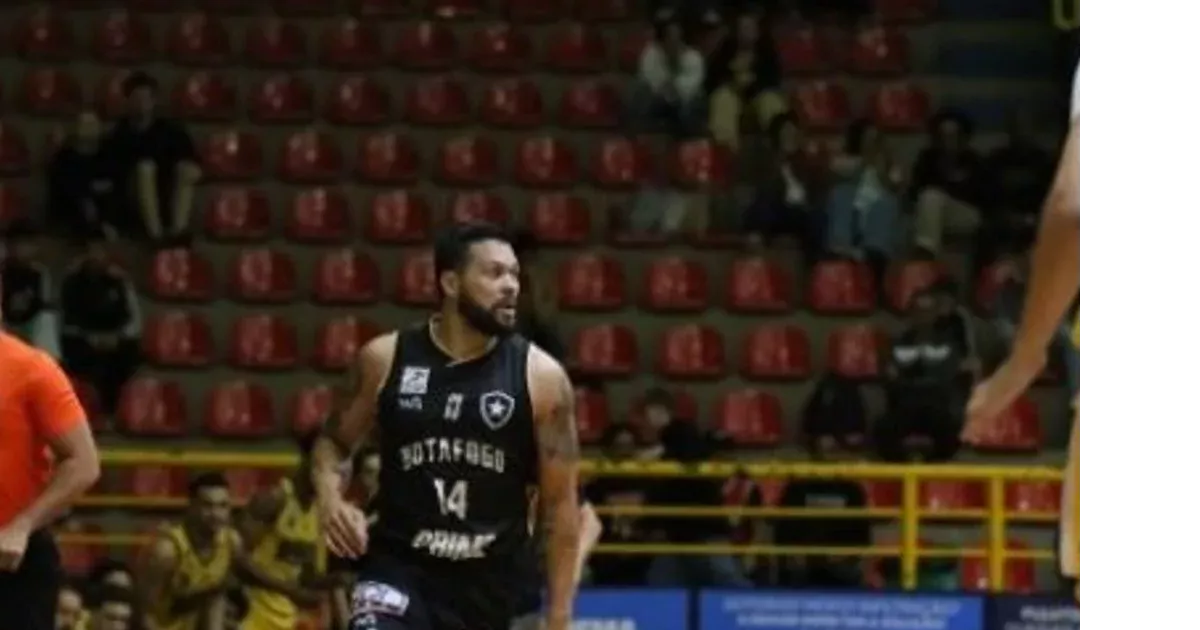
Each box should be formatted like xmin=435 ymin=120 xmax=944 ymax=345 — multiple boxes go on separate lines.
xmin=629 ymin=19 xmax=706 ymax=136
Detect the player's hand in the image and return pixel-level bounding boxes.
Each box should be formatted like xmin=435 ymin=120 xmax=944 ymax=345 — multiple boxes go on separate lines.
xmin=319 ymin=496 xmax=369 ymax=559
xmin=962 ymin=348 xmax=1046 ymax=444
xmin=0 ymin=517 xmax=33 ymax=572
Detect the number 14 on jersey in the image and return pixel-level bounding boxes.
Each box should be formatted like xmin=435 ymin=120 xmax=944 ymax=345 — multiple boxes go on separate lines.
xmin=433 ymin=477 xmax=469 ymax=520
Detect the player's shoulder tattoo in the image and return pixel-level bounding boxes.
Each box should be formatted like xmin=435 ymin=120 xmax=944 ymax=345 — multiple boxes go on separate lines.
xmin=531 ymin=349 xmax=580 ymax=464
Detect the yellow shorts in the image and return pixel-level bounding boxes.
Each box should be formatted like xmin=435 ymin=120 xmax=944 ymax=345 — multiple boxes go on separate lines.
xmin=240 ymin=602 xmax=295 ymax=630
xmin=1059 ymin=414 xmax=1079 ymax=580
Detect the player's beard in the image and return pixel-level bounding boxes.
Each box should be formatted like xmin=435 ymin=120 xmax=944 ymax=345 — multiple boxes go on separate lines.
xmin=457 ymin=292 xmax=514 ymax=338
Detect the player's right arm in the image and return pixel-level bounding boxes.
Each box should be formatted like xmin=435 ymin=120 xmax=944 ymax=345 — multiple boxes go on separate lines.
xmin=136 ymin=534 xmax=180 ymax=630
xmin=312 ymin=333 xmax=393 ymax=558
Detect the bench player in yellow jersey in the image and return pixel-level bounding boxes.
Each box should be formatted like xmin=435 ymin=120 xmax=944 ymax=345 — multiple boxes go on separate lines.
xmin=137 ymin=473 xmax=239 ymax=630
xmin=239 ymin=432 xmax=337 ymax=630
xmin=962 ymin=65 xmax=1080 ymax=601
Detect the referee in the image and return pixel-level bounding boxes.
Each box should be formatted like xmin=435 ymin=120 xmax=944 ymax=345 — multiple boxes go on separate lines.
xmin=0 ymin=278 xmax=101 ymax=630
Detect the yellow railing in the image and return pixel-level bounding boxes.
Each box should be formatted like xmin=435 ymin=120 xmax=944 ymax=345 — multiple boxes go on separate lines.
xmin=66 ymin=450 xmax=1063 ymax=591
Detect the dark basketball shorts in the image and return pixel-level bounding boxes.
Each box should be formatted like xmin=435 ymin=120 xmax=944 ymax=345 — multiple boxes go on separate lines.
xmin=0 ymin=529 xmax=61 ymax=630
xmin=350 ymin=551 xmax=520 ymax=630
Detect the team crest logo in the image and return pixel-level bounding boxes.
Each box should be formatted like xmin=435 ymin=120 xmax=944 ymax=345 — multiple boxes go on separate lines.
xmin=479 ymin=391 xmax=516 ymax=430
xmin=399 ymin=367 xmax=430 ymax=395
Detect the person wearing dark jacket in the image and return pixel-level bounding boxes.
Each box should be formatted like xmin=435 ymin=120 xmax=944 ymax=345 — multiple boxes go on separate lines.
xmin=705 ymin=11 xmax=787 ymax=152
xmin=910 ymin=111 xmax=987 ymax=256
xmin=46 ymin=112 xmax=120 ymax=240
xmin=0 ymin=224 xmax=60 ymax=358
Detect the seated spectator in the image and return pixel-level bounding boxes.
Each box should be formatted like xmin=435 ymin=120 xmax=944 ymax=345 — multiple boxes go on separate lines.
xmin=585 ymin=425 xmax=656 ymax=586
xmin=626 ymin=182 xmax=692 ymax=237
xmin=910 ymin=111 xmax=986 ymax=257
xmin=56 ymin=584 xmax=87 ymax=630
xmin=1 ymin=223 xmax=60 ymax=358
xmin=802 ymin=374 xmax=868 ymax=448
xmin=513 ymin=233 xmax=567 ymax=361
xmin=46 ymin=111 xmax=119 ymax=240
xmin=877 ymin=289 xmax=967 ymax=461
xmin=744 ymin=113 xmax=826 ymax=255
xmin=60 ymin=236 xmax=142 ymax=413
xmin=978 ymin=111 xmax=1055 ymax=267
xmin=100 ymin=72 xmax=201 ymax=246
xmin=704 ymin=11 xmax=787 ymax=152
xmin=826 ymin=120 xmax=905 ymax=285
xmin=630 ymin=18 xmax=706 ymax=137
xmin=929 ymin=278 xmax=981 ymax=389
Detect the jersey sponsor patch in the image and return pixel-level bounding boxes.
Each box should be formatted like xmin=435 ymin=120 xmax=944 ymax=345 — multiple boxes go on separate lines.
xmin=399 ymin=366 xmax=431 ymax=395
xmin=352 ymin=581 xmax=410 ymax=618
xmin=479 ymin=391 xmax=516 ymax=430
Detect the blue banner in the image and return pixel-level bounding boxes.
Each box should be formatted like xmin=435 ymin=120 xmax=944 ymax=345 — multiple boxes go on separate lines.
xmin=700 ymin=591 xmax=984 ymax=630
xmin=572 ymin=589 xmax=689 ymax=630
xmin=989 ymin=595 xmax=1079 ymax=630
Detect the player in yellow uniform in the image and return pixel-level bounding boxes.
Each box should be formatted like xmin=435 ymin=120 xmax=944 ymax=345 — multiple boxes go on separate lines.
xmin=239 ymin=432 xmax=336 ymax=630
xmin=137 ymin=473 xmax=239 ymax=630
xmin=962 ymin=65 xmax=1080 ymax=601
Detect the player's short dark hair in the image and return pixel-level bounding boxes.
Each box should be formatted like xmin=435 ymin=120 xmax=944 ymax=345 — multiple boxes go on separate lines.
xmin=433 ymin=222 xmax=513 ymax=293
xmin=122 ymin=71 xmax=158 ymax=96
xmin=187 ymin=472 xmax=228 ymax=498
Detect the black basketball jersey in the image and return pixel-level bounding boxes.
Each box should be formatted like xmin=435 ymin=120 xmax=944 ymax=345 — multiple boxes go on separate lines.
xmin=372 ymin=322 xmax=539 ymax=567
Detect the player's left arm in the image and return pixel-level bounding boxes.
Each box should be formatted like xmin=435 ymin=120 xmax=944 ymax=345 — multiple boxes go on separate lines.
xmin=529 ymin=348 xmax=583 ymax=630
xmin=575 ymin=501 xmax=603 ymax=583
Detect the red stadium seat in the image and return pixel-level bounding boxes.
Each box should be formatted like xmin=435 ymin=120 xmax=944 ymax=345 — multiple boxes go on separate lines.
xmin=576 ymin=0 xmax=635 ymax=20
xmin=15 ymin=7 xmax=74 ymax=61
xmin=172 ymin=72 xmax=237 ymax=121
xmin=863 ymin=481 xmax=901 ymax=508
xmin=392 ymin=21 xmax=458 ymax=71
xmin=20 ymin=68 xmax=82 ymax=116
xmin=366 ymin=191 xmax=432 ymax=244
xmin=149 ymin=249 xmax=215 ymax=302
xmin=960 ymin=541 xmax=1036 ymax=593
xmin=792 ymin=81 xmax=851 ymax=131
xmin=244 ymin=17 xmax=308 ymax=67
xmin=438 ymin=136 xmax=499 ymax=186
xmin=225 ymin=468 xmax=282 ymax=502
xmin=571 ymin=325 xmax=638 ymax=377
xmin=320 ymin=18 xmax=384 ymax=69
xmin=94 ymin=70 xmax=131 ymax=118
xmin=671 ymin=140 xmax=732 ymax=188
xmin=289 ymin=385 xmax=334 ymax=436
xmin=326 ymin=75 xmax=390 ymax=125
xmin=468 ymin=23 xmax=534 ymax=72
xmin=229 ymin=248 xmax=297 ymax=303
xmin=509 ymin=0 xmax=562 ymax=21
xmin=229 ymin=314 xmax=300 ymax=370
xmin=357 ymin=132 xmax=419 ymax=184
xmin=448 ymin=191 xmax=509 ymax=225
xmin=279 ymin=130 xmax=342 ymax=184
xmin=644 ymin=256 xmax=708 ymax=312
xmin=287 ymin=188 xmax=351 ymax=243
xmin=205 ymin=187 xmax=271 ymax=241
xmin=314 ymin=316 xmax=383 ymax=371
xmin=168 ymin=13 xmax=233 ymax=65
xmin=870 ymin=82 xmax=931 ymax=131
xmin=559 ymin=81 xmax=620 ymax=129
xmin=826 ymin=325 xmax=884 ymax=379
xmin=658 ymin=324 xmax=725 ymax=379
xmin=404 ymin=77 xmax=471 ymax=127
xmin=205 ymin=381 xmax=275 ymax=438
xmin=557 ymin=254 xmax=625 ymax=311
xmin=775 ymin=25 xmax=829 ymax=74
xmin=250 ymin=74 xmax=315 ymax=123
xmin=592 ymin=137 xmax=653 ymax=190
xmin=528 ymin=194 xmax=591 ymax=245
xmin=313 ymin=249 xmax=381 ymax=305
xmin=920 ymin=480 xmax=984 ymax=513
xmin=118 ymin=378 xmax=187 ymax=437
xmin=395 ymin=249 xmax=437 ymax=306
xmin=974 ymin=259 xmax=1020 ymax=311
xmin=574 ymin=387 xmax=610 ymax=444
xmin=741 ymin=324 xmax=812 ymax=381
xmin=92 ymin=9 xmax=153 ymax=63
xmin=715 ymin=390 xmax=784 ymax=447
xmin=430 ymin=0 xmax=484 ymax=18
xmin=726 ymin=256 xmax=794 ymax=313
xmin=0 ymin=125 xmax=30 ymax=176
xmin=850 ymin=26 xmax=908 ymax=74
xmin=1005 ymin=481 xmax=1061 ymax=516
xmin=0 ymin=184 xmax=28 ymax=226
xmin=886 ymin=260 xmax=945 ymax=311
xmin=617 ymin=28 xmax=651 ymax=72
xmin=544 ymin=23 xmax=607 ymax=72
xmin=970 ymin=396 xmax=1043 ymax=452
xmin=480 ymin=79 xmax=544 ymax=128
xmin=142 ymin=311 xmax=214 ymax=368
xmin=200 ymin=129 xmax=264 ymax=180
xmin=515 ymin=137 xmax=577 ymax=188
xmin=873 ymin=0 xmax=936 ymax=22
xmin=807 ymin=260 xmax=876 ymax=314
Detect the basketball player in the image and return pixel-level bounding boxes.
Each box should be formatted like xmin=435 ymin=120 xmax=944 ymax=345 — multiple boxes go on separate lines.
xmin=138 ymin=473 xmax=238 ymax=630
xmin=310 ymin=223 xmax=583 ymax=630
xmin=240 ymin=431 xmax=336 ymax=630
xmin=962 ymin=65 xmax=1080 ymax=599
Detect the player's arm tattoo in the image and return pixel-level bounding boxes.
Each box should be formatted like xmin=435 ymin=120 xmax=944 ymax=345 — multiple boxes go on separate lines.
xmin=536 ymin=366 xmax=582 ymax=622
xmin=313 ymin=336 xmax=388 ymax=501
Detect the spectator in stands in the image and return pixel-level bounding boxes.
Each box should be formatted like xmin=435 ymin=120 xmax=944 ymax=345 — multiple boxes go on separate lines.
xmin=627 ymin=181 xmax=692 ymax=237
xmin=877 ymin=289 xmax=964 ymax=461
xmin=910 ymin=111 xmax=986 ymax=257
xmin=630 ymin=18 xmax=706 ymax=137
xmin=513 ymin=233 xmax=567 ymax=361
xmin=88 ymin=560 xmax=135 ymax=593
xmin=88 ymin=585 xmax=135 ymax=630
xmin=978 ymin=111 xmax=1055 ymax=268
xmin=929 ymin=278 xmax=981 ymax=388
xmin=1 ymin=223 xmax=61 ymax=359
xmin=585 ymin=425 xmax=656 ymax=586
xmin=704 ymin=10 xmax=787 ymax=152
xmin=802 ymin=374 xmax=869 ymax=448
xmin=60 ymin=235 xmax=142 ymax=413
xmin=46 ymin=112 xmax=119 ymax=240
xmin=55 ymin=584 xmax=86 ymax=630
xmin=744 ymin=113 xmax=826 ymax=255
xmin=100 ymin=71 xmax=201 ymax=246
xmin=826 ymin=119 xmax=905 ymax=285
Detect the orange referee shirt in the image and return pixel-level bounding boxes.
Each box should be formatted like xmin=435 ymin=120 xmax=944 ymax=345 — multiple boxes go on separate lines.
xmin=0 ymin=331 xmax=86 ymax=527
